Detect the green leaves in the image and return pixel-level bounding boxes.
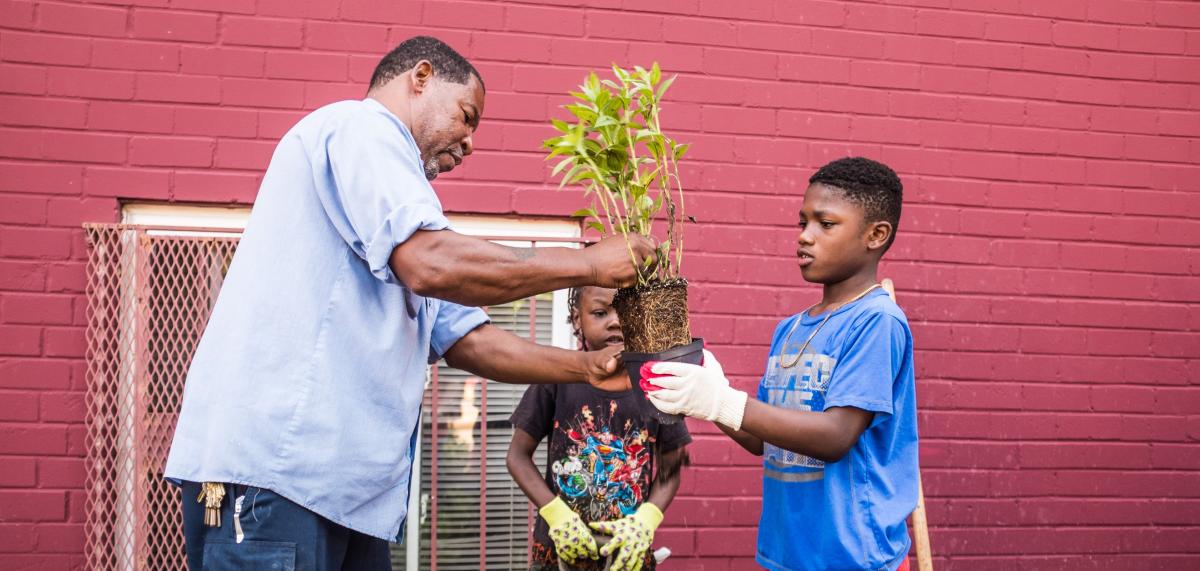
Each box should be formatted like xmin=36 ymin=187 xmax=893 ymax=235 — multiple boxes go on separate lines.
xmin=564 ymin=104 xmax=597 ymax=124
xmin=543 ymin=62 xmax=689 ymax=284
xmin=673 ymin=142 xmax=689 ymax=160
xmin=656 ymin=74 xmax=676 ymax=100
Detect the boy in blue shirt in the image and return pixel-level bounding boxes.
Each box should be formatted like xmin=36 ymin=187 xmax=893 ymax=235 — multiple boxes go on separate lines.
xmin=644 ymin=157 xmax=919 ymax=571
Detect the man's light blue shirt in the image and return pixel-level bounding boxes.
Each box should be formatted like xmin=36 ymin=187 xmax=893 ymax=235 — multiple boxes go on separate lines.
xmin=165 ymin=98 xmax=489 ymax=541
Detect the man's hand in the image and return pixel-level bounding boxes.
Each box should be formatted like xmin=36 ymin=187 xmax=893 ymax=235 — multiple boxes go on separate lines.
xmin=584 ymin=235 xmax=657 ymax=289
xmin=540 ymin=497 xmax=598 ymax=564
xmin=643 ymin=350 xmax=749 ymax=430
xmin=588 ymin=503 xmax=663 ymax=571
xmin=592 ymin=371 xmax=632 ymax=392
xmin=582 ymin=344 xmax=624 ymax=388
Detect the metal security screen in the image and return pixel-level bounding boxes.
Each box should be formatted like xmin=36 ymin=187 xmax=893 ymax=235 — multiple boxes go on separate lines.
xmin=84 ymin=225 xmax=236 ymax=571
xmin=84 ymin=223 xmax=581 ymax=571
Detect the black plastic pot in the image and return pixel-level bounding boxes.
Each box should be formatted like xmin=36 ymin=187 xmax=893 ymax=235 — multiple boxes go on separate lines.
xmin=622 ymin=338 xmax=704 ymax=426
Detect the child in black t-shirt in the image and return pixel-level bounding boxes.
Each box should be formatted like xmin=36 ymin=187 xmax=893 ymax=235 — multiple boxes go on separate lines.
xmin=507 ymin=286 xmax=691 ymax=571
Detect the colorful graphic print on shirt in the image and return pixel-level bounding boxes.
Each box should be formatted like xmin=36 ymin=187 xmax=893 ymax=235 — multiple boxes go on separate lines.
xmin=551 ymin=401 xmax=652 ymax=521
xmin=761 ymin=350 xmax=838 ymax=477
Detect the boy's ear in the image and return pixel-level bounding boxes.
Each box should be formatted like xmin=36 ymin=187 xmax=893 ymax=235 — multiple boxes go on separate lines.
xmin=865 ymin=221 xmax=893 ymax=251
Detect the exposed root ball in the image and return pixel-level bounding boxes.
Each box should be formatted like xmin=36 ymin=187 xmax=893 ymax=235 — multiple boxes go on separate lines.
xmin=613 ymin=278 xmax=691 ymax=354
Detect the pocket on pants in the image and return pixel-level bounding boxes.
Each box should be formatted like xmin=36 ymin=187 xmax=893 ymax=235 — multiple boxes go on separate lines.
xmin=203 ymin=540 xmax=296 ymax=571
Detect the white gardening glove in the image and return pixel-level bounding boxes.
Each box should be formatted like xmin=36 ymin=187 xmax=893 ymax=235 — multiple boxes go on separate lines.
xmin=642 ymin=349 xmax=748 ymax=430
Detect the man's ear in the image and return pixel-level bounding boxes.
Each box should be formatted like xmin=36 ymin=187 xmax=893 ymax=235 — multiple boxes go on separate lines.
xmin=865 ymin=221 xmax=893 ymax=251
xmin=409 ymin=60 xmax=433 ymax=93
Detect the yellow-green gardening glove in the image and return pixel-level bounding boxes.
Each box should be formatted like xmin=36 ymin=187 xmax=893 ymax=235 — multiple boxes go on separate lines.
xmin=539 ymin=496 xmax=598 ymax=564
xmin=587 ymin=503 xmax=663 ymax=571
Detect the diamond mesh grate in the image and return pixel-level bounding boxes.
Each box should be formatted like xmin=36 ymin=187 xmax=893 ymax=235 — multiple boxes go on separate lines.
xmin=84 ymin=225 xmax=237 ymax=571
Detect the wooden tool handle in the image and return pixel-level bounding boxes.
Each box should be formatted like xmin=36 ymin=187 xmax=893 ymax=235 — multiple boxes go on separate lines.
xmin=882 ymin=278 xmax=933 ymax=571
xmin=912 ymin=474 xmax=933 ymax=571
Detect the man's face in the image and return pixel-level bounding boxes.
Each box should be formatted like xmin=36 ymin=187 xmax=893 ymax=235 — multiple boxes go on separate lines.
xmin=796 ymin=183 xmax=874 ymax=284
xmin=409 ymin=74 xmax=484 ymax=181
xmin=574 ymin=286 xmax=623 ymax=352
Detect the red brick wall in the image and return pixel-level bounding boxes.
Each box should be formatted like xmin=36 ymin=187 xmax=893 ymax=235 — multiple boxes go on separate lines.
xmin=2 ymin=1 xmax=1199 ymax=569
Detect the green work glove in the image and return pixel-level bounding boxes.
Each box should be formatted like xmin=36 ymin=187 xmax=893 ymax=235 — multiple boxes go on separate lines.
xmin=588 ymin=503 xmax=663 ymax=571
xmin=539 ymin=496 xmax=598 ymax=564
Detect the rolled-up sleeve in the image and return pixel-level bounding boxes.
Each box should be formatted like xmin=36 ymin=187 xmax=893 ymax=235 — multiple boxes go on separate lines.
xmin=313 ymin=101 xmax=449 ymax=285
xmin=428 ymin=300 xmax=490 ymax=364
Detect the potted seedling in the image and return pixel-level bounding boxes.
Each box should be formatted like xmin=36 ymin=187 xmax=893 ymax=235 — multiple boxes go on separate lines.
xmin=544 ymin=63 xmax=699 ymax=425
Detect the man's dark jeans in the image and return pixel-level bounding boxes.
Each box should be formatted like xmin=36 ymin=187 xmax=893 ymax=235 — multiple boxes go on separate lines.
xmin=180 ymin=481 xmax=392 ymax=571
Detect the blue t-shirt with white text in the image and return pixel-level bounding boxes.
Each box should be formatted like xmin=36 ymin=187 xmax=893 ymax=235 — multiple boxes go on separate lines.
xmin=755 ymin=288 xmax=919 ymax=571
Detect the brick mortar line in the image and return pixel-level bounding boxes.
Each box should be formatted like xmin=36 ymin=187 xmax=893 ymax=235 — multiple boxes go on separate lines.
xmin=4 ymin=34 xmax=1200 ymax=92
xmin=499 ymin=0 xmax=1200 ymax=33
xmin=4 ymin=112 xmax=1199 ymax=145
xmin=3 ymin=128 xmax=1199 ymax=172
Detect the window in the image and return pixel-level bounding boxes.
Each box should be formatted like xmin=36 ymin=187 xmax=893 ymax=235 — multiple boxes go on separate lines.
xmin=394 ymin=215 xmax=582 ymax=570
xmin=84 ymin=207 xmax=579 ymax=571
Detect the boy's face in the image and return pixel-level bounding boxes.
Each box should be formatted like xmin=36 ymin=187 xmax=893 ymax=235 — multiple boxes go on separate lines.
xmin=574 ymin=287 xmax=623 ymax=351
xmin=796 ymin=183 xmax=889 ymax=284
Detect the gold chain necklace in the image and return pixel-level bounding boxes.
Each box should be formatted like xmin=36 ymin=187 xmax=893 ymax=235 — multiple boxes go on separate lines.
xmin=779 ymin=283 xmax=881 ymax=369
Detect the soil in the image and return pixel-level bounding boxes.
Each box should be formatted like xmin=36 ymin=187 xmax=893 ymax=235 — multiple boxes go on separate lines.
xmin=612 ymin=278 xmax=691 ymax=354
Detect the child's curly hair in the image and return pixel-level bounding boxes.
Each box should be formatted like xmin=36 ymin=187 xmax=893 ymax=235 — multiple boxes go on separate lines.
xmin=566 ymin=286 xmax=585 ymax=349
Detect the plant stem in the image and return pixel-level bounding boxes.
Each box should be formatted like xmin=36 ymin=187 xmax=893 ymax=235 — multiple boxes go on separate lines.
xmin=647 ymin=103 xmax=680 ymax=280
xmin=667 ymin=152 xmax=685 ymax=276
xmin=581 ymin=153 xmax=643 ymax=284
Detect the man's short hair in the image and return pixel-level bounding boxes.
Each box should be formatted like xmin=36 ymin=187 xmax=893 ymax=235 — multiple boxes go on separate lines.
xmin=809 ymin=157 xmax=903 ymax=249
xmin=369 ymin=36 xmax=484 ymax=92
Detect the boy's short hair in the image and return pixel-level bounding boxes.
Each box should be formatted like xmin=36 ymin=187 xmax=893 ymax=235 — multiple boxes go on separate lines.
xmin=809 ymin=157 xmax=903 ymax=250
xmin=369 ymin=36 xmax=484 ymax=92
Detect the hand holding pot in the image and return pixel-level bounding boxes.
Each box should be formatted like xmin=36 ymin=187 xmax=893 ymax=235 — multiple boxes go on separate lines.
xmin=582 ymin=344 xmax=625 ymax=389
xmin=642 ymin=350 xmax=748 ymax=430
xmin=584 ymin=235 xmax=658 ymax=288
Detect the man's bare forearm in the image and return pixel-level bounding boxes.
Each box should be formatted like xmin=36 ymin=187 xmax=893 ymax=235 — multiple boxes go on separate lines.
xmin=390 ymin=230 xmax=590 ymax=307
xmin=444 ymin=323 xmax=588 ymax=384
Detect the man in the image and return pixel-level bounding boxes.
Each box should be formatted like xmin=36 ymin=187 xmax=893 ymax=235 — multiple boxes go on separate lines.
xmin=164 ymin=36 xmax=656 ymax=570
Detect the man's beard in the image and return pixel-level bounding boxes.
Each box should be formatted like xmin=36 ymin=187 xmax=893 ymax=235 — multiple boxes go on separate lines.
xmin=423 ymin=157 xmax=439 ymax=181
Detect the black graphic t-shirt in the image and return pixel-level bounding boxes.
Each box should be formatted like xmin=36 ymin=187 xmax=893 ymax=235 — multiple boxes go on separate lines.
xmin=511 ymin=383 xmax=691 ymax=570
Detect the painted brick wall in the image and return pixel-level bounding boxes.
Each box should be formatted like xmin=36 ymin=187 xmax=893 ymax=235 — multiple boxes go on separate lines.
xmin=2 ymin=1 xmax=1198 ymax=569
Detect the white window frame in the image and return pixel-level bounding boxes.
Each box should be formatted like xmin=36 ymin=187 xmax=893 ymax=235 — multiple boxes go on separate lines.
xmin=121 ymin=202 xmax=250 ymax=236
